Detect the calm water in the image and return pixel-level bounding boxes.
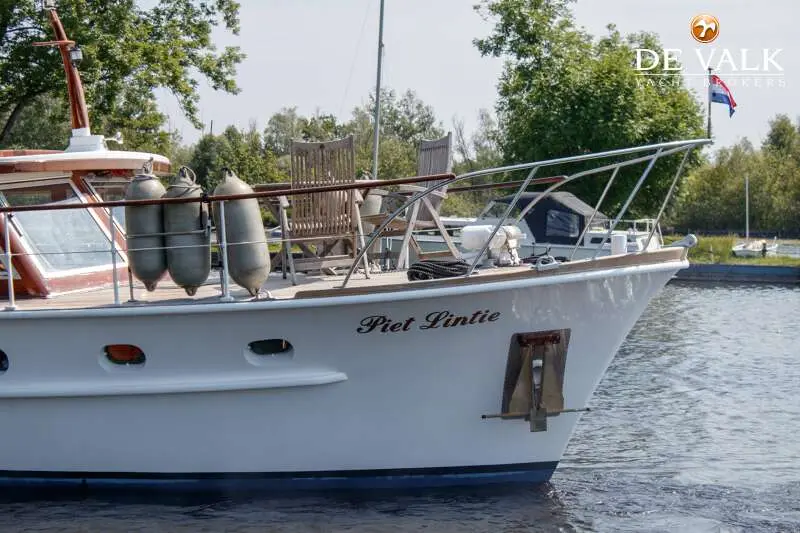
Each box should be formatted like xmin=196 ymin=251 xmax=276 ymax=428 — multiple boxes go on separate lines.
xmin=2 ymin=283 xmax=799 ymax=532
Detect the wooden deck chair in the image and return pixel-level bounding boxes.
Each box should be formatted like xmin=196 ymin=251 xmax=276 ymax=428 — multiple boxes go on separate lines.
xmin=278 ymin=136 xmax=370 ymax=284
xmin=384 ymin=133 xmax=461 ymax=269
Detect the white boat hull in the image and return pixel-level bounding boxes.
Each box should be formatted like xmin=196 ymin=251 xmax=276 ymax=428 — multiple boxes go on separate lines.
xmin=0 ymin=260 xmax=683 ymax=489
xmin=732 ymin=243 xmax=778 ymax=258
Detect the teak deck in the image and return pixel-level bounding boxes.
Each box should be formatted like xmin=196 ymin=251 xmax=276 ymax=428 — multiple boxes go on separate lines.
xmin=6 ymin=248 xmax=686 ymax=312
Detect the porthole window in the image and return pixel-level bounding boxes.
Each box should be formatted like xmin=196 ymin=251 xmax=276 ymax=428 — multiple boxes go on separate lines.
xmin=248 ymin=339 xmax=293 ymax=356
xmin=0 ymin=349 xmax=7 ymax=373
xmin=104 ymin=344 xmax=146 ymax=365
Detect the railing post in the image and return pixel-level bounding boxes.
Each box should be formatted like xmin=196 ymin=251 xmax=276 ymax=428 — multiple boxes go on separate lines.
xmin=127 ymin=267 xmax=136 ymax=302
xmin=217 ymin=200 xmax=233 ymax=302
xmin=3 ymin=213 xmax=15 ymax=311
xmin=570 ymin=166 xmax=620 ymax=261
xmin=643 ymin=148 xmax=692 ymax=250
xmin=109 ymin=207 xmax=120 ymax=305
xmin=591 ymin=148 xmax=663 ymax=260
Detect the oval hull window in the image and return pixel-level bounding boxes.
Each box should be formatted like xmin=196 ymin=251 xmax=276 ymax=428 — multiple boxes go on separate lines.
xmin=0 ymin=349 xmax=7 ymax=373
xmin=248 ymin=339 xmax=293 ymax=357
xmin=104 ymin=344 xmax=146 ymax=365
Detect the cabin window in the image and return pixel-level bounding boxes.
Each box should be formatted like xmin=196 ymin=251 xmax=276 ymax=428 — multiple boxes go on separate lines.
xmin=84 ymin=176 xmax=128 ymax=227
xmin=0 ymin=254 xmax=19 ymax=280
xmin=545 ymin=210 xmax=580 ymax=238
xmin=0 ymin=254 xmax=9 ymax=279
xmin=104 ymin=344 xmax=146 ymax=365
xmin=0 ymin=183 xmax=123 ymax=273
xmin=0 ymin=349 xmax=7 ymax=373
xmin=589 ymin=237 xmax=604 ymax=244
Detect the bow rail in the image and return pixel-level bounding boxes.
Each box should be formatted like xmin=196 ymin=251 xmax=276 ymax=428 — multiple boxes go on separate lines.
xmin=342 ymin=138 xmax=710 ymax=286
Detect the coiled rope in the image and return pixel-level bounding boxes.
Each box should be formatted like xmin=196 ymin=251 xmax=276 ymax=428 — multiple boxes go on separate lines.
xmin=407 ymin=259 xmax=471 ymax=281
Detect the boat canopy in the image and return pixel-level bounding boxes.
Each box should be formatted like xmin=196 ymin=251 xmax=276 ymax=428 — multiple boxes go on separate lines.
xmin=495 ymin=192 xmax=608 ymax=245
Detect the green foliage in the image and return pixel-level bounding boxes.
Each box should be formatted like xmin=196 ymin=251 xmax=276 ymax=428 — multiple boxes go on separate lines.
xmin=474 ymin=1 xmax=705 ymax=215
xmin=340 ymin=88 xmax=443 ymax=179
xmin=673 ymin=115 xmax=800 ymax=234
xmin=0 ymin=94 xmax=70 ymax=149
xmin=452 ymin=109 xmax=502 ymax=174
xmin=440 ymin=192 xmax=486 ymax=217
xmin=0 ymin=0 xmax=243 ymax=149
xmin=188 ymin=123 xmax=286 ymax=190
xmin=261 ymin=89 xmax=445 ymax=181
xmin=663 ymin=234 xmax=800 ymax=266
xmin=763 ymin=114 xmax=799 ymax=155
xmin=448 ymin=110 xmax=504 ymax=216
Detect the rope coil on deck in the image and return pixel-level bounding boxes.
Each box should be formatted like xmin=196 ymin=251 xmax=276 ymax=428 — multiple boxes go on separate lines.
xmin=407 ymin=259 xmax=471 ymax=281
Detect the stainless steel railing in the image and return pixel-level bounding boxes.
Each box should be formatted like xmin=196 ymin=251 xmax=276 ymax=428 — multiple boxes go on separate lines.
xmin=342 ymin=138 xmax=710 ymax=286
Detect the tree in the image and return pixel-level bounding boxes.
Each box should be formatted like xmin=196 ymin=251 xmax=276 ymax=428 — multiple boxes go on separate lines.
xmin=446 ymin=109 xmax=504 ymax=216
xmin=672 ymin=116 xmax=800 ymax=236
xmin=474 ymin=0 xmax=705 ymax=215
xmin=452 ymin=108 xmax=502 ymax=174
xmin=345 ymin=88 xmax=444 ymax=178
xmin=0 ymin=94 xmax=70 ymax=149
xmin=263 ymin=107 xmax=304 ymax=156
xmin=672 ymin=140 xmax=762 ymax=232
xmin=763 ymin=114 xmax=797 ymax=152
xmin=763 ymin=114 xmax=799 ymax=158
xmin=0 ymin=0 xmax=243 ymax=148
xmin=188 ymin=124 xmax=286 ymax=190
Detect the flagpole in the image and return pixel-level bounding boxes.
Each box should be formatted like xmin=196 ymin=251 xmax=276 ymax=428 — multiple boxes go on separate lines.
xmin=706 ymin=67 xmax=712 ymax=139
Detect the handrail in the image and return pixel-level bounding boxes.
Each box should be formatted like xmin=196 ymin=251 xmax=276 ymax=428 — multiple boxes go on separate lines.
xmin=590 ymin=148 xmax=664 ymax=260
xmin=342 ymin=138 xmax=710 ymax=286
xmin=0 ymin=173 xmax=456 ymax=214
xmin=448 ymin=176 xmax=566 ymax=193
xmin=643 ymin=149 xmax=692 ymax=251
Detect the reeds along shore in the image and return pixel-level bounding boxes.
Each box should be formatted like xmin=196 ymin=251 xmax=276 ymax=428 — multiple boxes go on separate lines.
xmin=664 ymin=235 xmax=800 ymax=266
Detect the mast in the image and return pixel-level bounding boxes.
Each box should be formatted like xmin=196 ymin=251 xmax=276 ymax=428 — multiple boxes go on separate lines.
xmin=371 ymin=0 xmax=385 ymax=180
xmin=706 ymin=67 xmax=712 ymax=139
xmin=745 ymin=174 xmax=749 ymax=241
xmin=34 ymin=5 xmax=90 ymax=134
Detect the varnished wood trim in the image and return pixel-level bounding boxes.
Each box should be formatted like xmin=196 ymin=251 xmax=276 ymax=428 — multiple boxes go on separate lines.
xmin=293 ymin=247 xmax=687 ymax=299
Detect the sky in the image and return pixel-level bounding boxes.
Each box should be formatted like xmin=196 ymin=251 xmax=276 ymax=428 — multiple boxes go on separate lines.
xmin=157 ymin=0 xmax=798 ymax=153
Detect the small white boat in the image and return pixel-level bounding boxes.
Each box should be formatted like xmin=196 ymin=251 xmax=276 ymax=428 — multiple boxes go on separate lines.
xmin=0 ymin=6 xmax=710 ymax=492
xmin=731 ymin=175 xmax=779 ymax=258
xmin=732 ymin=239 xmax=778 ymax=258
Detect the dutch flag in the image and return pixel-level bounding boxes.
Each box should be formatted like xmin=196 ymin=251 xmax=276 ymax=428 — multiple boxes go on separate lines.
xmin=710 ymin=74 xmax=737 ymax=117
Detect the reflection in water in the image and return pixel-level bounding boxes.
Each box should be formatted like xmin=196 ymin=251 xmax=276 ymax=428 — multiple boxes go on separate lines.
xmin=1 ymin=284 xmax=798 ymax=532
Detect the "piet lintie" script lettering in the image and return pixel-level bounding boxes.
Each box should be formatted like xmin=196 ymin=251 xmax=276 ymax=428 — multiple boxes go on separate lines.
xmin=356 ymin=309 xmax=501 ymax=334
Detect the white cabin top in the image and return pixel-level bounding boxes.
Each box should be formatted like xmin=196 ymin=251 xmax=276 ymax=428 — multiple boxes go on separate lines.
xmin=0 ymin=147 xmax=171 ymax=180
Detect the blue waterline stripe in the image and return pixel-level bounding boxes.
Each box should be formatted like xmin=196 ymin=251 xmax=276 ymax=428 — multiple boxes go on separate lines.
xmin=0 ymin=462 xmax=558 ymax=490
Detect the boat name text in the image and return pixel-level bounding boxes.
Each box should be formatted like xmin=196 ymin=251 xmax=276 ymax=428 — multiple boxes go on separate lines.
xmin=357 ymin=310 xmax=501 ymax=334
